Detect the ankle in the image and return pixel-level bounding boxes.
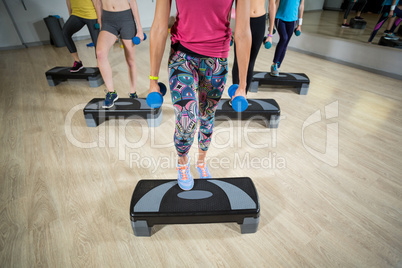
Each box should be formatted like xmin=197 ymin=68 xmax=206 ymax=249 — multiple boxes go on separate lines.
xmin=178 ymin=156 xmax=189 ymax=166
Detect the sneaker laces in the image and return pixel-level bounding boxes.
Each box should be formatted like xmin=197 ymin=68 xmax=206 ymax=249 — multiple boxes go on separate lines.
xmin=73 ymin=61 xmax=78 ymax=67
xmin=197 ymin=163 xmax=208 ymax=177
xmin=105 ymin=90 xmax=115 ymax=99
xmin=129 ymin=92 xmax=138 ymax=98
xmin=177 ymin=165 xmax=189 ymax=181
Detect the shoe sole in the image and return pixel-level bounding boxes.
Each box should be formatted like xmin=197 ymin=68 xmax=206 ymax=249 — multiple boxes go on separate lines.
xmin=102 ymin=95 xmax=119 ymax=109
xmin=70 ymin=66 xmax=84 ymax=73
xmin=341 ymin=26 xmax=350 ymax=28
xmin=270 ymin=73 xmax=279 ymax=77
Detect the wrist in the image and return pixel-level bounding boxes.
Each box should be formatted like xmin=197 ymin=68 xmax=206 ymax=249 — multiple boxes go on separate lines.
xmin=298 ymin=18 xmax=303 ymax=25
xmin=268 ymin=34 xmax=273 ymax=37
xmin=391 ymin=5 xmax=396 ymax=11
xmin=149 ymin=79 xmax=159 ymax=89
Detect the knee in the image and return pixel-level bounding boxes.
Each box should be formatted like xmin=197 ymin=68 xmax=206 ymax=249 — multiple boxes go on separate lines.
xmin=125 ymin=57 xmax=136 ymax=69
xmin=62 ymin=28 xmax=70 ymax=39
xmin=96 ymin=48 xmax=108 ymax=61
xmin=279 ymin=35 xmax=289 ymax=43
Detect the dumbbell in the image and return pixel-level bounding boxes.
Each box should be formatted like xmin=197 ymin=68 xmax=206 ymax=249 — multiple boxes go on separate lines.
xmin=95 ymin=23 xmax=100 ymax=29
xmin=384 ymin=12 xmax=397 ymax=17
xmin=230 ymin=35 xmax=234 ymax=46
xmin=133 ymin=33 xmax=147 ymax=45
xmin=263 ymin=36 xmax=272 ymax=49
xmin=228 ymin=84 xmax=248 ymax=112
xmin=294 ymin=29 xmax=301 ymax=36
xmin=146 ymin=82 xmax=167 ymax=109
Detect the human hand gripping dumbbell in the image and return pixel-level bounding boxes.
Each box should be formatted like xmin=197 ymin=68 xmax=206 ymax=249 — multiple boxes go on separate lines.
xmin=147 ymin=79 xmax=167 ymax=109
xmin=133 ymin=33 xmax=147 ymax=45
xmin=228 ymin=84 xmax=248 ymax=112
xmin=295 ymin=18 xmax=302 ymax=36
xmin=263 ymin=34 xmax=273 ymax=49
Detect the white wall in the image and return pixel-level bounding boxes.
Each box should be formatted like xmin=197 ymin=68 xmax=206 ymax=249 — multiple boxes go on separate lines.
xmin=324 ymin=0 xmax=343 ymax=10
xmin=0 ymin=0 xmax=22 ymax=48
xmin=0 ymin=0 xmax=163 ymax=49
xmin=305 ymin=0 xmax=325 ymax=11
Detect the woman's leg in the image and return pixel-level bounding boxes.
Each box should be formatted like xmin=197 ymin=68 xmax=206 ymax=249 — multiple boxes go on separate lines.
xmin=273 ymin=19 xmax=288 ymax=66
xmin=391 ymin=6 xmax=402 ymax=31
xmin=276 ymin=20 xmax=296 ymax=68
xmin=169 ymin=50 xmax=198 ymax=189
xmin=62 ymin=15 xmax=85 ymax=63
xmin=232 ymin=15 xmax=265 ymax=93
xmin=169 ymin=51 xmax=199 ymax=162
xmin=197 ymin=57 xmax=227 ymax=159
xmin=121 ymin=39 xmax=137 ymax=94
xmin=245 ymin=15 xmax=266 ymax=93
xmin=96 ymin=30 xmax=118 ymax=93
xmin=232 ymin=42 xmax=239 ymax=86
xmin=368 ymin=6 xmax=390 ymax=43
xmin=85 ymin=18 xmax=100 ymax=47
xmin=343 ymin=0 xmax=357 ymax=24
xmin=356 ymin=0 xmax=367 ymax=18
xmin=195 ymin=57 xmax=227 ymax=178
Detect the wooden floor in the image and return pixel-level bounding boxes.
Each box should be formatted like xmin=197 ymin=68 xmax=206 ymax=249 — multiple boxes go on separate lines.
xmin=0 ymin=32 xmax=401 ymax=267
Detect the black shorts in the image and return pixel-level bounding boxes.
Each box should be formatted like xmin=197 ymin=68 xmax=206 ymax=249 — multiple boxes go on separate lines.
xmin=101 ymin=9 xmax=137 ymax=40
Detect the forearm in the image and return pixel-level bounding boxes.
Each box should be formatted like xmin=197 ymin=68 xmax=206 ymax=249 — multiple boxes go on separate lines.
xmin=234 ymin=0 xmax=251 ymax=90
xmin=92 ymin=0 xmax=102 ymax=23
xmin=66 ymin=0 xmax=72 ymax=15
xmin=268 ymin=0 xmax=276 ymax=34
xmin=150 ymin=25 xmax=169 ymax=79
xmin=299 ymin=0 xmax=304 ymax=19
xmin=129 ymin=0 xmax=143 ymax=33
xmin=297 ymin=0 xmax=304 ymax=30
xmin=275 ymin=0 xmax=280 ymax=14
xmin=149 ymin=0 xmax=171 ymax=88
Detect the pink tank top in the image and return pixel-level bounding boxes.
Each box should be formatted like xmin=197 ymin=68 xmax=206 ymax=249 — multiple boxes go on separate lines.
xmin=170 ymin=0 xmax=233 ymax=58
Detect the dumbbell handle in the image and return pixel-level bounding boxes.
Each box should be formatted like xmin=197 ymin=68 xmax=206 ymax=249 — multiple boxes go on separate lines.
xmin=228 ymin=84 xmax=248 ymax=112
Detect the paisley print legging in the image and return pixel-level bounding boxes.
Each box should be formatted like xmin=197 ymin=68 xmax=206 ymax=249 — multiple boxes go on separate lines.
xmin=168 ymin=50 xmax=228 ymax=157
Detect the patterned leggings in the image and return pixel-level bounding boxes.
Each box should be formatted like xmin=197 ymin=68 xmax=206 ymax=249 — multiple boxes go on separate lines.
xmin=168 ymin=50 xmax=228 ymax=157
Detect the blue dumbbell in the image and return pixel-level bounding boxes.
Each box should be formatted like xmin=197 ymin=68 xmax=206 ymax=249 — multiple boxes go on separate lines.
xmin=228 ymin=84 xmax=248 ymax=112
xmin=95 ymin=23 xmax=100 ymax=29
xmin=263 ymin=36 xmax=272 ymax=49
xmin=146 ymin=82 xmax=167 ymax=109
xmin=133 ymin=33 xmax=147 ymax=45
xmin=294 ymin=29 xmax=301 ymax=36
xmin=385 ymin=12 xmax=397 ymax=17
xmin=230 ymin=35 xmax=234 ymax=46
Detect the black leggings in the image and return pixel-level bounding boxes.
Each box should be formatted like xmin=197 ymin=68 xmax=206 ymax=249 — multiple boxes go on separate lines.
xmin=232 ymin=14 xmax=266 ymax=93
xmin=62 ymin=15 xmax=99 ymax=53
xmin=273 ymin=18 xmax=296 ymax=68
xmin=344 ymin=0 xmax=367 ymax=19
xmin=368 ymin=5 xmax=402 ymax=42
